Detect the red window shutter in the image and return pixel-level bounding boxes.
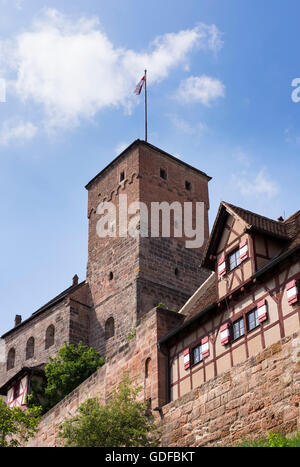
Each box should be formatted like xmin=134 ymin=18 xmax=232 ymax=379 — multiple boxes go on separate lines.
xmin=220 ymin=323 xmax=230 ymax=345
xmin=257 ymin=299 xmax=268 ymax=323
xmin=183 ymin=348 xmax=191 ymax=370
xmin=286 ymin=280 xmax=299 ymax=305
xmin=239 ymin=239 xmax=249 ymax=262
xmin=218 ymin=255 xmax=227 ymax=278
xmin=201 ymin=336 xmax=210 ymax=358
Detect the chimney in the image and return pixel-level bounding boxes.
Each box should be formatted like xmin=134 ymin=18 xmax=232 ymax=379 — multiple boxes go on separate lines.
xmin=14 ymin=315 xmax=22 ymax=327
xmin=72 ymin=274 xmax=79 ymax=286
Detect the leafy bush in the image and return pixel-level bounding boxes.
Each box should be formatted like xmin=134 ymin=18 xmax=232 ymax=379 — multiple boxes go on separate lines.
xmin=235 ymin=431 xmax=300 ymax=447
xmin=28 ymin=342 xmax=105 ymax=413
xmin=59 ymin=375 xmax=159 ymax=447
xmin=0 ymin=398 xmax=41 ymax=447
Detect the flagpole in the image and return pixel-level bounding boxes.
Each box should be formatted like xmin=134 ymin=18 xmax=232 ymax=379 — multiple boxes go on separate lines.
xmin=144 ymin=69 xmax=147 ymax=142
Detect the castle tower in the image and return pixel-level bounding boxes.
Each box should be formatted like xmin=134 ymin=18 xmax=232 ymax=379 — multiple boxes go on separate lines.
xmin=85 ymin=140 xmax=211 ymax=358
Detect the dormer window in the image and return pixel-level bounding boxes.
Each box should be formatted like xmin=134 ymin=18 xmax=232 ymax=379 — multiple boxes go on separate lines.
xmin=228 ymin=248 xmax=241 ymax=272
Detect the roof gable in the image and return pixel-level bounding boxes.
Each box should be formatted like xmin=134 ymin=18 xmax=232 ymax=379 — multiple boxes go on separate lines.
xmin=202 ymin=201 xmax=293 ymax=270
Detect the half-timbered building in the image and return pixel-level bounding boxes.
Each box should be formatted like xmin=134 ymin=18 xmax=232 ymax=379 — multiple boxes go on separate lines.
xmin=159 ymin=201 xmax=300 ymax=401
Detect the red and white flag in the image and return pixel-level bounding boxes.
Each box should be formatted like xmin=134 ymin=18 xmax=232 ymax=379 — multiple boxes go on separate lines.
xmin=134 ymin=75 xmax=146 ymax=95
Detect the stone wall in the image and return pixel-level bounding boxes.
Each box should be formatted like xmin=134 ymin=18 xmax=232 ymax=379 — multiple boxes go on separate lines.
xmin=160 ymin=331 xmax=300 ymax=447
xmin=25 ymin=307 xmax=182 ymax=447
xmin=26 ymin=318 xmax=300 ymax=447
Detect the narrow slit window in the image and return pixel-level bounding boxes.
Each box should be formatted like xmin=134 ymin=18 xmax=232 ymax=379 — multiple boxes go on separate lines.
xmin=120 ymin=171 xmax=125 ymax=182
xmin=185 ymin=181 xmax=191 ymax=191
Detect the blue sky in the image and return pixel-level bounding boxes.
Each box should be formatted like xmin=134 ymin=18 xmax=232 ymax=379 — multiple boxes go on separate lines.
xmin=0 ymin=0 xmax=299 ymax=335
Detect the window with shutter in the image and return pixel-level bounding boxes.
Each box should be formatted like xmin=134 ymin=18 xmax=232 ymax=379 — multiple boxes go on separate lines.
xmin=232 ymin=317 xmax=245 ymax=340
xmin=239 ymin=239 xmax=249 ymax=262
xmin=257 ymin=299 xmax=268 ymax=323
xmin=183 ymin=348 xmax=191 ymax=370
xmin=286 ymin=280 xmax=299 ymax=305
xmin=218 ymin=256 xmax=227 ymax=278
xmin=228 ymin=248 xmax=241 ymax=271
xmin=201 ymin=336 xmax=210 ymax=359
xmin=247 ymin=308 xmax=260 ymax=331
xmin=220 ymin=323 xmax=230 ymax=345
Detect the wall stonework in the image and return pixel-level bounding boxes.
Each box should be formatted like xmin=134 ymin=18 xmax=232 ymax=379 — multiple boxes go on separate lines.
xmin=0 ymin=283 xmax=90 ymax=388
xmin=25 ymin=316 xmax=300 ymax=447
xmin=25 ymin=307 xmax=183 ymax=447
xmin=161 ymin=331 xmax=300 ymax=446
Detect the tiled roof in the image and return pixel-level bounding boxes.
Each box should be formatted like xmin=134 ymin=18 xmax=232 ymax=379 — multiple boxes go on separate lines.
xmin=1 ymin=280 xmax=87 ymax=339
xmin=283 ymin=209 xmax=300 ymax=250
xmin=223 ymin=202 xmax=289 ymax=239
xmin=183 ymin=280 xmax=217 ymax=322
xmin=0 ymin=364 xmax=46 ymax=395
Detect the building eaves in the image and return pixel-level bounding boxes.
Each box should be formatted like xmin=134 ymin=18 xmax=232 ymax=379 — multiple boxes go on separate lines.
xmin=1 ymin=281 xmax=86 ymax=339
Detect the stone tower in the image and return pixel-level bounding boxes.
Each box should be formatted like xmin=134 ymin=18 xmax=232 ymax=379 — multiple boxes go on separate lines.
xmin=85 ymin=140 xmax=211 ymax=358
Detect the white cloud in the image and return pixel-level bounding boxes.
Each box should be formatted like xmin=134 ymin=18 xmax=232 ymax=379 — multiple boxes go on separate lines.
xmin=232 ymin=168 xmax=279 ymax=199
xmin=1 ymin=10 xmax=222 ymax=130
xmin=0 ymin=120 xmax=37 ymax=145
xmin=168 ymin=114 xmax=207 ymax=134
xmin=0 ymin=0 xmax=23 ymax=9
xmin=176 ymin=75 xmax=225 ymax=106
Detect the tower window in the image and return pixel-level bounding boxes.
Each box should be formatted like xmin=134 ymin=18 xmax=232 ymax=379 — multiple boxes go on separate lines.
xmin=109 ymin=271 xmax=114 ymax=281
xmin=160 ymin=168 xmax=167 ymax=180
xmin=185 ymin=181 xmax=191 ymax=191
xmin=175 ymin=268 xmax=179 ymax=277
xmin=120 ymin=171 xmax=125 ymax=182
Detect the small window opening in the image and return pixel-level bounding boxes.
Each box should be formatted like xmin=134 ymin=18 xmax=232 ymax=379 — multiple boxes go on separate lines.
xmin=105 ymin=317 xmax=115 ymax=340
xmin=145 ymin=358 xmax=152 ymax=379
xmin=175 ymin=268 xmax=179 ymax=277
xmin=160 ymin=168 xmax=167 ymax=180
xmin=120 ymin=171 xmax=125 ymax=182
xmin=185 ymin=181 xmax=191 ymax=191
xmin=109 ymin=271 xmax=114 ymax=281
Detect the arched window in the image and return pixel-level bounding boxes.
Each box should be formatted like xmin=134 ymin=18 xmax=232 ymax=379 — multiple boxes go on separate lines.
xmin=7 ymin=348 xmax=15 ymax=371
xmin=145 ymin=358 xmax=152 ymax=379
xmin=105 ymin=317 xmax=115 ymax=340
xmin=26 ymin=337 xmax=35 ymax=360
xmin=45 ymin=325 xmax=55 ymax=349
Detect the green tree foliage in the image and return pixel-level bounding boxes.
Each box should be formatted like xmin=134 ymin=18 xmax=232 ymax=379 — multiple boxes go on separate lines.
xmin=59 ymin=375 xmax=159 ymax=447
xmin=28 ymin=342 xmax=105 ymax=413
xmin=0 ymin=398 xmax=41 ymax=447
xmin=235 ymin=431 xmax=300 ymax=447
